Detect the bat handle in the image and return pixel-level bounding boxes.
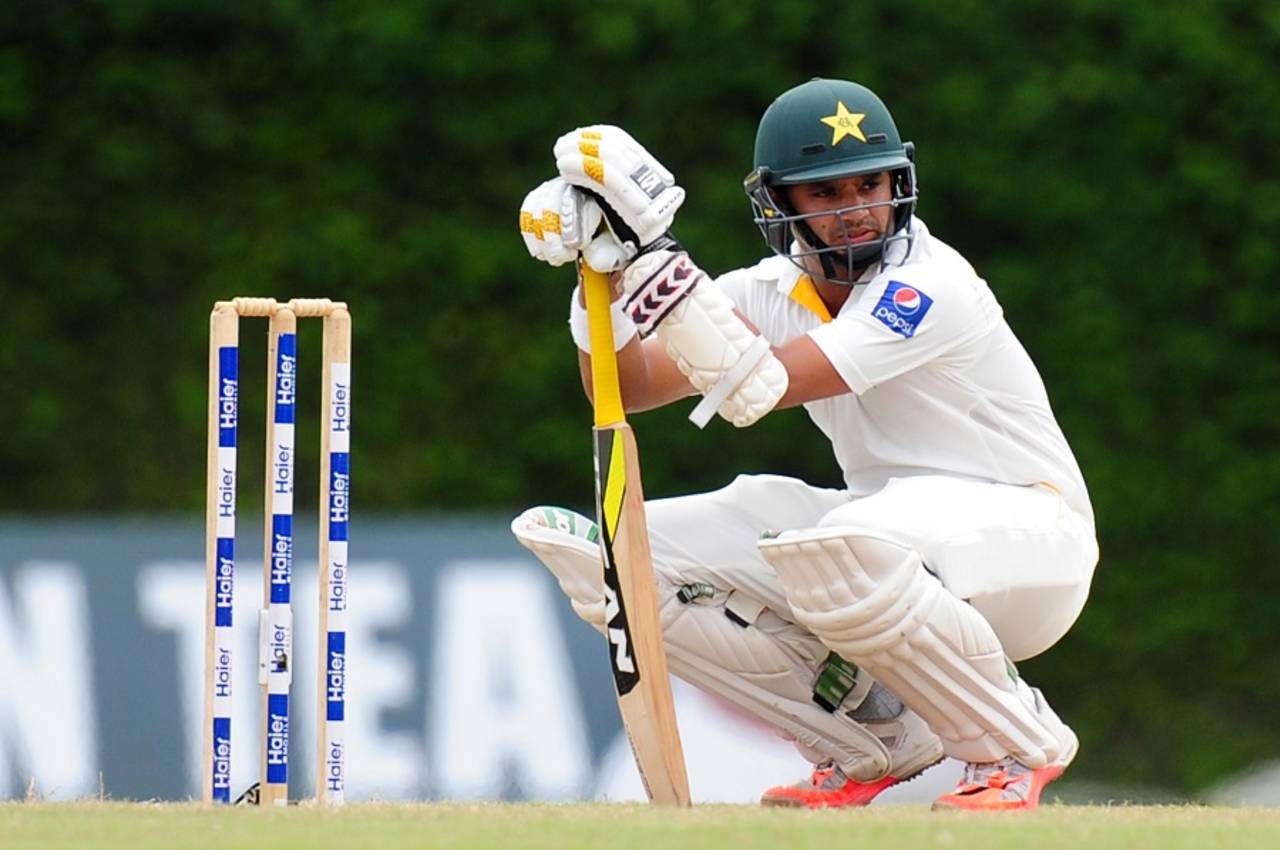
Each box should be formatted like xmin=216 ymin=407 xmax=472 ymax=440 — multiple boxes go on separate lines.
xmin=582 ymin=262 xmax=626 ymax=428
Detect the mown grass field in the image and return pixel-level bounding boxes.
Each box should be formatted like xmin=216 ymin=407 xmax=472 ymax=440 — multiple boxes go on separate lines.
xmin=1 ymin=803 xmax=1278 ymax=850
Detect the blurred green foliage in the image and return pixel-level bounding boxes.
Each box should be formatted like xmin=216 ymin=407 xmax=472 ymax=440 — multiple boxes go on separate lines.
xmin=2 ymin=0 xmax=1278 ymax=794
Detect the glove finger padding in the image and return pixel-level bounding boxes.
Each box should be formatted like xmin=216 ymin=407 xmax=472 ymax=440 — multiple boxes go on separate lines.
xmin=621 ymin=250 xmax=789 ymax=428
xmin=518 ymin=178 xmax=585 ymax=267
xmin=554 ymin=125 xmax=685 ymax=250
xmin=519 ymin=177 xmax=632 ymax=271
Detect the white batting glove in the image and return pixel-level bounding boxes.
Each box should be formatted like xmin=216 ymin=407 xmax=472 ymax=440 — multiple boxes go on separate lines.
xmin=553 ymin=125 xmax=685 ymax=252
xmin=519 ymin=177 xmax=589 ymax=267
xmin=518 ymin=177 xmax=633 ymax=271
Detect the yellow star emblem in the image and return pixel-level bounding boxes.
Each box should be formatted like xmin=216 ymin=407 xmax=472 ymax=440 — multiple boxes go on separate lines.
xmin=820 ymin=101 xmax=867 ymax=146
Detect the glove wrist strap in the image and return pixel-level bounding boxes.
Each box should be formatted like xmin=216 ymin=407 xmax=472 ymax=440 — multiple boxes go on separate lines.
xmin=569 ymin=285 xmax=638 ymax=353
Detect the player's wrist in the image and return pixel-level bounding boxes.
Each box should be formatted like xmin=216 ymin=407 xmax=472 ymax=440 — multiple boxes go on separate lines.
xmin=569 ymin=285 xmax=638 ymax=352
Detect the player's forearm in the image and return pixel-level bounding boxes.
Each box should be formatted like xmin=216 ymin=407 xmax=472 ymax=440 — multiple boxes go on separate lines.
xmin=578 ymin=338 xmax=697 ymax=413
xmin=733 ymin=308 xmax=851 ymax=409
xmin=772 ymin=335 xmax=853 ymax=409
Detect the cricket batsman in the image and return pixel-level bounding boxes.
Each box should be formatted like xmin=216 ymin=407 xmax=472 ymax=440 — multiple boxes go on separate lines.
xmin=513 ymin=77 xmax=1098 ymax=811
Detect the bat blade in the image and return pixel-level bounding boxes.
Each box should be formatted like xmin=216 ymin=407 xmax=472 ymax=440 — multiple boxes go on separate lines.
xmin=593 ymin=421 xmax=691 ymax=806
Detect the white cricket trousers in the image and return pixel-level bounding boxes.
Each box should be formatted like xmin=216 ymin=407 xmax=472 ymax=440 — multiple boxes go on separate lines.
xmin=643 ymin=473 xmax=1098 ymax=661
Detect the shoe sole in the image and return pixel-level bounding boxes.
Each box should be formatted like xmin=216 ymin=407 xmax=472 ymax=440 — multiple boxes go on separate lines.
xmin=931 ymin=762 xmax=1067 ymax=812
xmin=761 ymin=756 xmax=945 ymax=810
xmin=932 ymin=727 xmax=1080 ymax=813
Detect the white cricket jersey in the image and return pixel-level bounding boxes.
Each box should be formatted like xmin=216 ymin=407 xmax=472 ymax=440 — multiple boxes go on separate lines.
xmin=714 ymin=218 xmax=1093 ymax=520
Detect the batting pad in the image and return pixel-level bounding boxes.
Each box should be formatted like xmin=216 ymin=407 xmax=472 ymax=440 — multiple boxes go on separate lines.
xmin=511 ymin=507 xmax=611 ymax=634
xmin=511 ymin=507 xmax=923 ymax=781
xmin=760 ymin=528 xmax=1071 ymax=767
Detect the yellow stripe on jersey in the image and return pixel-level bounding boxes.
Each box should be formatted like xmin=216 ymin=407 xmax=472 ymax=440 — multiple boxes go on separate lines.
xmin=788 ymin=275 xmax=833 ymax=323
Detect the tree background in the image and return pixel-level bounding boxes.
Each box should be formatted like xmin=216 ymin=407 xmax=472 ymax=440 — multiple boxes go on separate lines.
xmin=1 ymin=0 xmax=1277 ymax=796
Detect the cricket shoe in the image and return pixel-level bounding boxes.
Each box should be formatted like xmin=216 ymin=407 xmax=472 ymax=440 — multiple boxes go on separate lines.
xmin=761 ymin=707 xmax=944 ymax=808
xmin=932 ymin=727 xmax=1079 ymax=812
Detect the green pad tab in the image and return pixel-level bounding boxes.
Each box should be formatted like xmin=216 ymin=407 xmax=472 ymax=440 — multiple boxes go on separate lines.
xmin=813 ymin=652 xmax=859 ymax=713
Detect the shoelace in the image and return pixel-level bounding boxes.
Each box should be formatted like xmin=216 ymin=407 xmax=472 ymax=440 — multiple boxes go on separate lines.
xmin=960 ymin=757 xmax=1025 ymax=789
xmin=810 ymin=760 xmax=849 ymax=791
xmin=956 ymin=757 xmax=1031 ymax=800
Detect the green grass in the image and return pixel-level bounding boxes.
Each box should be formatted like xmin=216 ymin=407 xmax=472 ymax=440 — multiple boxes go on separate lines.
xmin=1 ymin=803 xmax=1277 ymax=850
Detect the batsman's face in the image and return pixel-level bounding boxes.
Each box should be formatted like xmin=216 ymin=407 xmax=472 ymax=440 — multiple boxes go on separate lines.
xmin=784 ymin=172 xmax=894 ymax=248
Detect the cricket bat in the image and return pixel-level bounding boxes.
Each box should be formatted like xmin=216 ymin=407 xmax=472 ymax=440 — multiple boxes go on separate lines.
xmin=582 ymin=261 xmax=692 ymax=807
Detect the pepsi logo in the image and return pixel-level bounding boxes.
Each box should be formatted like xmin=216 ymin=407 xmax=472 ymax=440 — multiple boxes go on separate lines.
xmin=892 ymin=285 xmax=922 ymax=315
xmin=873 ymin=281 xmax=933 ymax=338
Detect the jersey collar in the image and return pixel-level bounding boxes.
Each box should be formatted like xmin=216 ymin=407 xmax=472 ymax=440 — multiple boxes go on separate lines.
xmin=780 ymin=260 xmax=879 ymax=323
xmin=779 ymin=218 xmax=927 ymax=322
xmin=787 ymin=274 xmax=833 ymax=323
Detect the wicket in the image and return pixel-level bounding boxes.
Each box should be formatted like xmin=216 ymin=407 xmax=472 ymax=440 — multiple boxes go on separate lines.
xmin=203 ymin=297 xmax=352 ymax=806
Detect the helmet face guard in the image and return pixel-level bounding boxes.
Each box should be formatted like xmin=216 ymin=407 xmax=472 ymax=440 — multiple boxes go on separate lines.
xmin=745 ymin=155 xmax=917 ymax=281
xmin=744 ymin=78 xmax=919 ymax=283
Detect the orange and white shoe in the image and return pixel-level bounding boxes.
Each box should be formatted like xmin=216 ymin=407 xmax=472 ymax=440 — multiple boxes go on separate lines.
xmin=760 ymin=761 xmax=905 ymax=808
xmin=932 ymin=729 xmax=1079 ymax=812
xmin=761 ymin=706 xmax=944 ymax=808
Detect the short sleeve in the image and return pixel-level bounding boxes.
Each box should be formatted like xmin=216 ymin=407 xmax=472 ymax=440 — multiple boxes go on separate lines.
xmin=808 ymin=272 xmax=1000 ymax=394
xmin=712 ymin=267 xmax=751 ymax=313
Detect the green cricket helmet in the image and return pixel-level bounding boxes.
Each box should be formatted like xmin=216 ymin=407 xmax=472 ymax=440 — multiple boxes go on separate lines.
xmin=744 ymin=78 xmax=917 ymax=281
